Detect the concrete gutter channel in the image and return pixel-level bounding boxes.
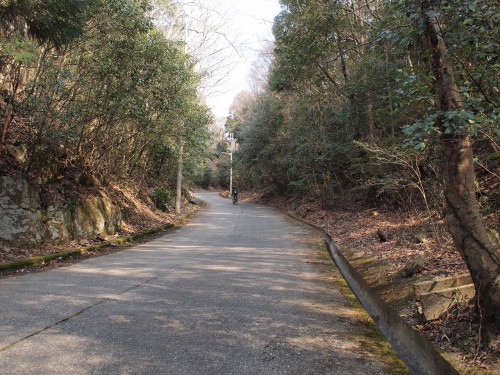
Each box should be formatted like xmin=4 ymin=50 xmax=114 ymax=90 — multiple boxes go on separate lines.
xmin=321 ymin=229 xmax=459 ymax=375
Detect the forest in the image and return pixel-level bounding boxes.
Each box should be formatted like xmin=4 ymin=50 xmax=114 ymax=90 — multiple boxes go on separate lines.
xmin=0 ymin=0 xmax=211 ymax=209
xmin=0 ymin=0 xmax=499 ymax=371
xmin=220 ymin=0 xmax=499 ymax=353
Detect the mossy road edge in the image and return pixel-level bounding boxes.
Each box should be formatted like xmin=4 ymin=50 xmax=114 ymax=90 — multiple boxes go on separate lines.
xmin=0 ymin=202 xmax=204 ymax=274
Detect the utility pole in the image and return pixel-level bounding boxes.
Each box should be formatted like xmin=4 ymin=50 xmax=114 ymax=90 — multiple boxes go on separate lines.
xmin=228 ymin=133 xmax=234 ymax=194
xmin=220 ymin=133 xmax=235 ymax=194
xmin=221 ymin=149 xmax=233 ymax=195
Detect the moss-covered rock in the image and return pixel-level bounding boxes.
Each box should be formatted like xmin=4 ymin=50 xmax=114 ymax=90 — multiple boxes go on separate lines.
xmin=0 ymin=176 xmax=122 ymax=246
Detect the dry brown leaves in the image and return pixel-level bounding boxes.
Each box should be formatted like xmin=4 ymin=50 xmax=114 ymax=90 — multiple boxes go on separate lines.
xmin=248 ymin=190 xmax=498 ymax=374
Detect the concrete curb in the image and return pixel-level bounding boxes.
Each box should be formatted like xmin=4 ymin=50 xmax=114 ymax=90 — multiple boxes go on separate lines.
xmin=321 ymin=229 xmax=459 ymax=375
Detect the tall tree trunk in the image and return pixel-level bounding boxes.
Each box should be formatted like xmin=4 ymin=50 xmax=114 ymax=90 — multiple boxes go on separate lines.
xmin=366 ymin=91 xmax=375 ymax=142
xmin=355 ymin=0 xmax=376 ymax=142
xmin=175 ymin=140 xmax=184 ymax=214
xmin=336 ymin=36 xmax=349 ymax=82
xmin=424 ymin=14 xmax=500 ymax=341
xmin=1 ymin=62 xmax=22 ymax=151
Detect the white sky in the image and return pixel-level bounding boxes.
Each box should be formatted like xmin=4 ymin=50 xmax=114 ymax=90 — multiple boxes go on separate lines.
xmin=203 ymin=0 xmax=282 ymax=119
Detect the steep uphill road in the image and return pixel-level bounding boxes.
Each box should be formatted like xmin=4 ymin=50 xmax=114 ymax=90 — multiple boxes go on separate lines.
xmin=0 ymin=193 xmax=398 ymax=374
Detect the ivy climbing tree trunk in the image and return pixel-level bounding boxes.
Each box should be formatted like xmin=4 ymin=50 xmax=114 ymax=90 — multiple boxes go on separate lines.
xmin=424 ymin=14 xmax=500 ymax=341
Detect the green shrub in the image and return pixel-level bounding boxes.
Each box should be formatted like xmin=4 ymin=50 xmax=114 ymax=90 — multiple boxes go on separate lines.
xmin=150 ymin=188 xmax=175 ymax=212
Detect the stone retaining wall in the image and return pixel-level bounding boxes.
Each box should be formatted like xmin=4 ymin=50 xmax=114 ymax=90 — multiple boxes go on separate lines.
xmin=0 ymin=176 xmax=122 ymax=246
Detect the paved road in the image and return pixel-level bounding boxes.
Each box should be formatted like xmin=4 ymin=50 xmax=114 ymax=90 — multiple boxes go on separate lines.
xmin=0 ymin=193 xmax=391 ymax=374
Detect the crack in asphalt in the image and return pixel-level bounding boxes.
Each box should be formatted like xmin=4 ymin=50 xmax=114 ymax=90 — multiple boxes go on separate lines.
xmin=0 ymin=299 xmax=106 ymax=353
xmin=0 ymin=274 xmax=164 ymax=353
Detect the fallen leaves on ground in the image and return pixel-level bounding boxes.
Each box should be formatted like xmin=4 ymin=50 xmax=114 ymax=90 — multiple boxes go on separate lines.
xmin=244 ymin=190 xmax=498 ymax=374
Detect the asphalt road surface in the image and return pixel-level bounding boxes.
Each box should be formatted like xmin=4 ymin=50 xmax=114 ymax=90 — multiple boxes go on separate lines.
xmin=0 ymin=193 xmax=392 ymax=374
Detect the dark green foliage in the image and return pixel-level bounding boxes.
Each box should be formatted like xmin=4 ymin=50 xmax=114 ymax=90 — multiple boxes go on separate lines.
xmin=232 ymin=92 xmax=285 ymax=190
xmin=150 ymin=188 xmax=175 ymax=212
xmin=235 ymin=0 xmax=499 ymax=213
xmin=216 ymin=158 xmax=230 ymax=188
xmin=196 ymin=164 xmax=214 ymax=189
xmin=0 ymin=0 xmax=211 ymax=202
xmin=0 ymin=0 xmax=97 ymax=49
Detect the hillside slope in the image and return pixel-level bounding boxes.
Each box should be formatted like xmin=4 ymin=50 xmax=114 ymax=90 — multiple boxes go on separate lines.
xmin=244 ymin=190 xmax=499 ymax=374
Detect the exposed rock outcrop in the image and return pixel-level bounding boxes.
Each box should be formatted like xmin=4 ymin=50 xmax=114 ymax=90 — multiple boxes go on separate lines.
xmin=0 ymin=176 xmax=44 ymax=245
xmin=0 ymin=176 xmax=122 ymax=246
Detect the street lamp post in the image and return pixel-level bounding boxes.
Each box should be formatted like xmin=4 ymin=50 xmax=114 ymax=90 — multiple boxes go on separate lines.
xmin=228 ymin=133 xmax=234 ymax=195
xmin=229 ymin=149 xmax=233 ymax=195
xmin=221 ymin=133 xmax=235 ymax=195
xmin=219 ymin=150 xmax=232 ymax=195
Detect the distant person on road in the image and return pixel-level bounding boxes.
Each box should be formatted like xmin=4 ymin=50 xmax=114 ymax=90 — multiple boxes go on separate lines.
xmin=232 ymin=186 xmax=238 ymax=205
